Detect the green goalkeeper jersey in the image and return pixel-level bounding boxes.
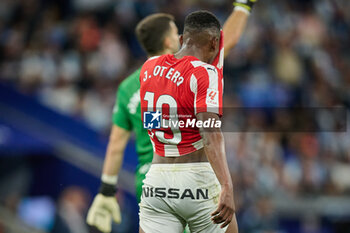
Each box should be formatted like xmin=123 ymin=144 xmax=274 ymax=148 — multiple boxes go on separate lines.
xmin=113 ymin=67 xmax=153 ymax=200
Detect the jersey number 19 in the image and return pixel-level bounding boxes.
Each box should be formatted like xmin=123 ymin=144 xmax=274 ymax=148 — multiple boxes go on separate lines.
xmin=144 ymin=91 xmax=182 ymax=145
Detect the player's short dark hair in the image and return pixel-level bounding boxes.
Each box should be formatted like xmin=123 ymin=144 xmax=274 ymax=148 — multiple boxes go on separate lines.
xmin=183 ymin=10 xmax=221 ymax=37
xmin=136 ymin=13 xmax=175 ymax=56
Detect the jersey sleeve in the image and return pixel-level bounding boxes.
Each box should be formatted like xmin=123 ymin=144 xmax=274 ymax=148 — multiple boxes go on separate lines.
xmin=112 ymin=87 xmax=132 ymax=130
xmin=190 ymin=66 xmax=223 ymax=116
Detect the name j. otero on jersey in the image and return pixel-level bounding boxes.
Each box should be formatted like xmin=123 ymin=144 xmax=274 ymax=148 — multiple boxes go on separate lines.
xmin=142 ymin=65 xmax=184 ymax=87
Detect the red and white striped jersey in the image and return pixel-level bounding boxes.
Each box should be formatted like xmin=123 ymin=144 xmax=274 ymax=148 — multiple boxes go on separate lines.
xmin=140 ymin=54 xmax=223 ymax=157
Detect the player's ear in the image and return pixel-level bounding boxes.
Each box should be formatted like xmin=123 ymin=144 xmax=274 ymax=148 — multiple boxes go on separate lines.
xmin=163 ymin=36 xmax=171 ymax=50
xmin=179 ymin=34 xmax=183 ymax=46
xmin=210 ymin=37 xmax=219 ymax=51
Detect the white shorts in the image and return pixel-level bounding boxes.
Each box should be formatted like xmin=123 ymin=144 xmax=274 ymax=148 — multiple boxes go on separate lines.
xmin=139 ymin=162 xmax=227 ymax=233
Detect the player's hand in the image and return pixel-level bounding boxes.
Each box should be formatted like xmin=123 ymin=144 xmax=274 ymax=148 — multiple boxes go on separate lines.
xmin=211 ymin=184 xmax=235 ymax=228
xmin=86 ymin=194 xmax=121 ymax=233
xmin=233 ymin=0 xmax=258 ymax=14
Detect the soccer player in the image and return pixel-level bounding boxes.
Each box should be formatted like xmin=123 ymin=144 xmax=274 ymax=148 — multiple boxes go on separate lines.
xmin=139 ymin=10 xmax=237 ymax=233
xmin=87 ymin=1 xmax=257 ymax=232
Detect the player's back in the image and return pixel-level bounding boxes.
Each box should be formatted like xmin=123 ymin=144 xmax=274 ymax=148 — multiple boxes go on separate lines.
xmin=140 ymin=54 xmax=223 ymax=157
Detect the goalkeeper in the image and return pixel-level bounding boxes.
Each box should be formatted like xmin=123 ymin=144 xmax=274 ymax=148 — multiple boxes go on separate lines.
xmin=87 ymin=1 xmax=257 ymax=232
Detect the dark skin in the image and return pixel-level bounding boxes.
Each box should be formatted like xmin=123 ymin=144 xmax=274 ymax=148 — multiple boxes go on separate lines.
xmin=175 ymin=29 xmax=220 ymax=64
xmin=146 ymin=30 xmax=238 ymax=232
xmin=197 ymin=113 xmax=237 ymax=231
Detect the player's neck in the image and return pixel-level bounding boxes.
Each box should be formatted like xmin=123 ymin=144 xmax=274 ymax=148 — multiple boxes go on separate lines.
xmin=174 ymin=40 xmax=210 ymax=63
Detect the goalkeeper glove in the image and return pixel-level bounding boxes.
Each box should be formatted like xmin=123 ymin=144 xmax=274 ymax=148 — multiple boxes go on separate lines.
xmin=233 ymin=0 xmax=257 ymax=14
xmin=86 ymin=180 xmax=121 ymax=233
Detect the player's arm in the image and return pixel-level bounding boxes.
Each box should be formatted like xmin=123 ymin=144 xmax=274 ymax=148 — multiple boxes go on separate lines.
xmin=102 ymin=125 xmax=131 ymax=176
xmin=197 ymin=112 xmax=234 ymax=229
xmin=87 ymin=87 xmax=132 ymax=233
xmin=223 ymin=0 xmax=257 ymax=57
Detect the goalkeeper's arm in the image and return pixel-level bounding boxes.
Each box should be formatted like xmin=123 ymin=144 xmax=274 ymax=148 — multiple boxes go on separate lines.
xmin=223 ymin=0 xmax=258 ymax=57
xmin=87 ymin=125 xmax=130 ymax=233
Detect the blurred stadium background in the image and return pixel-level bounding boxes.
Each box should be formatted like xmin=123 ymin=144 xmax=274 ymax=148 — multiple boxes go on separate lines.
xmin=0 ymin=0 xmax=349 ymax=232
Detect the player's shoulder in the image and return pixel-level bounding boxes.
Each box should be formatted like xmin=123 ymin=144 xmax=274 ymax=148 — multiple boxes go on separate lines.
xmin=147 ymin=55 xmax=163 ymax=61
xmin=189 ymin=59 xmax=219 ymax=77
xmin=119 ymin=67 xmax=142 ymax=91
xmin=142 ymin=55 xmax=165 ymax=67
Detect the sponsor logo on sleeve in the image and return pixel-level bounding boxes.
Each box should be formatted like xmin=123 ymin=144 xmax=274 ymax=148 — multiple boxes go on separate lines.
xmin=206 ymin=89 xmax=219 ymax=106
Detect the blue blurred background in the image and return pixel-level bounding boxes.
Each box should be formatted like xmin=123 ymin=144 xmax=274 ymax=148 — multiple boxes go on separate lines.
xmin=0 ymin=0 xmax=349 ymax=232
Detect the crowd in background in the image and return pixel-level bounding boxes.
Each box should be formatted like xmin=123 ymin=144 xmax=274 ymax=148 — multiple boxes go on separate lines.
xmin=0 ymin=0 xmax=349 ymax=232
